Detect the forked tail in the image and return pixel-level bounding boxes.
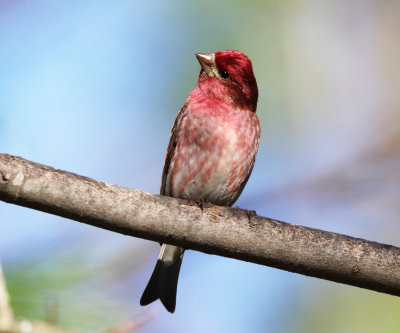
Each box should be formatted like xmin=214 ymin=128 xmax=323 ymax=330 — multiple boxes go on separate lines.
xmin=140 ymin=244 xmax=185 ymax=313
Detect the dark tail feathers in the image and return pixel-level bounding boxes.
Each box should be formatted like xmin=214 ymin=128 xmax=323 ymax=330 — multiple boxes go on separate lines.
xmin=140 ymin=244 xmax=184 ymax=313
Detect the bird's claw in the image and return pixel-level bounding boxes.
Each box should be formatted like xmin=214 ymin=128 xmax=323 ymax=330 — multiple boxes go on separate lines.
xmin=233 ymin=206 xmax=257 ymax=221
xmin=187 ymin=198 xmax=211 ymax=212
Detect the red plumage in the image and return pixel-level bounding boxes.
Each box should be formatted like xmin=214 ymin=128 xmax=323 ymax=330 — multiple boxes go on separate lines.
xmin=140 ymin=50 xmax=260 ymax=313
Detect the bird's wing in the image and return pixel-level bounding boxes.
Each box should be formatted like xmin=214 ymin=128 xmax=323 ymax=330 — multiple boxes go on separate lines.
xmin=160 ymin=103 xmax=188 ymax=196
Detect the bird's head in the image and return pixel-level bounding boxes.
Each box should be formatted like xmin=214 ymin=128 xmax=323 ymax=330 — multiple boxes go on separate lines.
xmin=194 ymin=50 xmax=258 ymax=112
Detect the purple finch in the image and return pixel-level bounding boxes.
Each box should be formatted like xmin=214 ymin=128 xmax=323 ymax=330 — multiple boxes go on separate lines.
xmin=140 ymin=50 xmax=260 ymax=313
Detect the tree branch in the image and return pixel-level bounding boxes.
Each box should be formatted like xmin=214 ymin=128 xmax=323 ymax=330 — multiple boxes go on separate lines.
xmin=1 ymin=153 xmax=399 ymax=297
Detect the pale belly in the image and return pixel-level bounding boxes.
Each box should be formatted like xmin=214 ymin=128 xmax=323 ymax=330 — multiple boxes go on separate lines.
xmin=165 ymin=107 xmax=260 ymax=207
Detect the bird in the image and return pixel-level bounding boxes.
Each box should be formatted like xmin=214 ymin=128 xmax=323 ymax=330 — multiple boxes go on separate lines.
xmin=140 ymin=50 xmax=260 ymax=313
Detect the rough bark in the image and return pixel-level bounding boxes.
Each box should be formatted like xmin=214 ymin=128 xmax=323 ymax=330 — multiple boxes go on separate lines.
xmin=1 ymin=153 xmax=399 ymax=297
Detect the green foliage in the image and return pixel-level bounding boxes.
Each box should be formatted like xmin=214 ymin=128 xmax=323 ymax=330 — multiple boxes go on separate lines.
xmin=3 ymin=248 xmax=135 ymax=331
xmin=289 ymin=284 xmax=400 ymax=333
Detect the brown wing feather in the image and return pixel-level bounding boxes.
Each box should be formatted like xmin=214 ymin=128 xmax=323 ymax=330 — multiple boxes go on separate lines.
xmin=160 ymin=103 xmax=188 ymax=195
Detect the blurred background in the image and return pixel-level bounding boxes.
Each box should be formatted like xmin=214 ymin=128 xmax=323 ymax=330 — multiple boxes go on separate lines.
xmin=1 ymin=0 xmax=400 ymax=332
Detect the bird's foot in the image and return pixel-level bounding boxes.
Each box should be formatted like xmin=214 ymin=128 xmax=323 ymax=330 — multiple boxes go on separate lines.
xmin=233 ymin=206 xmax=257 ymax=221
xmin=187 ymin=198 xmax=211 ymax=212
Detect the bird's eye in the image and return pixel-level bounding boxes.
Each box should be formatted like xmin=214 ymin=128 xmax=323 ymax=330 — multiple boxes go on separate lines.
xmin=220 ymin=70 xmax=230 ymax=79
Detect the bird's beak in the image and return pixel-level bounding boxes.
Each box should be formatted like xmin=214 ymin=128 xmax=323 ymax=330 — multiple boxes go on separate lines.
xmin=195 ymin=53 xmax=215 ymax=77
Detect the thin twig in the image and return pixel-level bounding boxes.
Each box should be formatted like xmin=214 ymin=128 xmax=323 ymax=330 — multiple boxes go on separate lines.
xmin=0 ymin=263 xmax=14 ymax=331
